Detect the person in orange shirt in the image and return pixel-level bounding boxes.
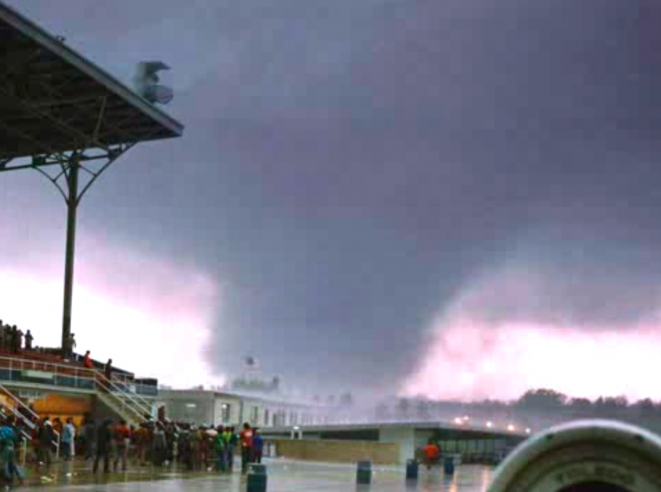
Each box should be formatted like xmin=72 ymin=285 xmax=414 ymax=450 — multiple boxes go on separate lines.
xmin=422 ymin=440 xmax=440 ymax=470
xmin=83 ymin=351 xmax=93 ymax=369
xmin=113 ymin=420 xmax=131 ymax=472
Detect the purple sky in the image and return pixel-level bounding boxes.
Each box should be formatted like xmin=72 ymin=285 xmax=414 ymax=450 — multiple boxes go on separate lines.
xmin=2 ymin=0 xmax=661 ymax=400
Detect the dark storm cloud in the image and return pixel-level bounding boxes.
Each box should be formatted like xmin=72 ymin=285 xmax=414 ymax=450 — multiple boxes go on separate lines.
xmin=5 ymin=0 xmax=661 ymax=395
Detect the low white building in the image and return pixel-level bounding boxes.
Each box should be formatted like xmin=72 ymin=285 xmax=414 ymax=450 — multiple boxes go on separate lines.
xmin=159 ymin=388 xmax=328 ymax=428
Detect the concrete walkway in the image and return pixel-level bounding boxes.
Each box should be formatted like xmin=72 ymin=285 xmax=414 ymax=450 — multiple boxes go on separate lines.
xmin=14 ymin=459 xmax=494 ymax=491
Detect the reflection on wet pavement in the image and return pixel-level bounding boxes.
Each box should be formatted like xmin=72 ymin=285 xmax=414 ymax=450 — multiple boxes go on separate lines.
xmin=15 ymin=459 xmax=495 ymax=491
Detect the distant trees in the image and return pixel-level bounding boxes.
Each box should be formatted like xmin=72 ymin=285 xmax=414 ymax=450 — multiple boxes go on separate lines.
xmin=363 ymin=389 xmax=661 ymax=427
xmin=568 ymin=397 xmax=592 ymax=412
xmin=517 ymin=389 xmax=568 ymax=410
xmin=594 ymin=396 xmax=628 ymax=413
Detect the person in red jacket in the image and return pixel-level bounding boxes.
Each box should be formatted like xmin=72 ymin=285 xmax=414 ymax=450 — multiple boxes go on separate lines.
xmin=113 ymin=420 xmax=131 ymax=472
xmin=422 ymin=440 xmax=440 ymax=470
xmin=239 ymin=423 xmax=253 ymax=474
xmin=83 ymin=351 xmax=93 ymax=369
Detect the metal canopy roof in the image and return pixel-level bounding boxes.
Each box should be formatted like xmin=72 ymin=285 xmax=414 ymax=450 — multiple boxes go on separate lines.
xmin=0 ymin=0 xmax=184 ymax=160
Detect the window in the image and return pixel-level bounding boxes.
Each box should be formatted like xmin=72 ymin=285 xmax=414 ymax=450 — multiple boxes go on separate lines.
xmin=264 ymin=409 xmax=270 ymax=427
xmin=251 ymin=406 xmax=259 ymax=425
xmin=221 ymin=403 xmax=231 ymax=423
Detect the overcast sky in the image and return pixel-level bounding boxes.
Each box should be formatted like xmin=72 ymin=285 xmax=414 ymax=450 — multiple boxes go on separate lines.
xmin=2 ymin=0 xmax=661 ymax=400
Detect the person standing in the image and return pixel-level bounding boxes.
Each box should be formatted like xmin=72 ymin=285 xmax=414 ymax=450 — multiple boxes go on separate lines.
xmin=62 ymin=418 xmax=76 ymax=461
xmin=221 ymin=427 xmax=231 ymax=471
xmin=94 ymin=419 xmax=113 ymax=474
xmin=37 ymin=418 xmax=54 ymax=469
xmin=3 ymin=325 xmax=11 ymax=351
xmin=104 ymin=359 xmax=113 ymax=380
xmin=69 ymin=333 xmax=76 ymax=354
xmin=214 ymin=426 xmax=226 ymax=472
xmin=24 ymin=330 xmax=33 ymax=351
xmin=227 ymin=426 xmax=238 ymax=472
xmin=113 ymin=420 xmax=130 ymax=472
xmin=199 ymin=427 xmax=210 ymax=470
xmin=16 ymin=328 xmax=23 ymax=352
xmin=151 ymin=423 xmax=167 ymax=467
xmin=239 ymin=423 xmax=253 ymax=474
xmin=0 ymin=417 xmax=23 ymax=485
xmin=52 ymin=418 xmax=63 ymax=441
xmin=252 ymin=428 xmax=263 ymax=464
xmin=10 ymin=326 xmax=17 ymax=353
xmin=422 ymin=439 xmax=440 ymax=470
xmin=83 ymin=351 xmax=94 ymax=369
xmin=83 ymin=419 xmax=96 ymax=461
xmin=189 ymin=426 xmax=200 ymax=471
xmin=133 ymin=423 xmax=147 ymax=466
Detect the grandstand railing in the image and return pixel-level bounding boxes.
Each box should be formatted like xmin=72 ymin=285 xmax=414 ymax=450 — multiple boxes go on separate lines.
xmin=0 ymin=355 xmax=97 ymax=392
xmin=0 ymin=355 xmax=158 ymax=397
xmin=111 ymin=373 xmax=158 ymax=397
xmin=94 ymin=371 xmax=153 ymax=423
xmin=0 ymin=355 xmax=155 ymax=426
xmin=109 ymin=374 xmax=156 ymax=414
xmin=0 ymin=382 xmax=60 ymax=459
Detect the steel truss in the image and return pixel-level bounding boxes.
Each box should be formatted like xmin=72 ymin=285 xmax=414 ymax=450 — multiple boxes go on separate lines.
xmin=0 ymin=68 xmax=153 ymax=356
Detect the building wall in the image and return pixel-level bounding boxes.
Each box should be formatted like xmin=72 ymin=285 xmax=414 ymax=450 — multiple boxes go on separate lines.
xmin=268 ymin=438 xmax=398 ymax=465
xmin=379 ymin=427 xmax=416 ymax=464
xmin=212 ymin=396 xmax=241 ymax=426
xmin=159 ymin=390 xmax=323 ymax=428
xmin=30 ymin=393 xmax=92 ymax=427
xmin=160 ymin=391 xmax=215 ymax=425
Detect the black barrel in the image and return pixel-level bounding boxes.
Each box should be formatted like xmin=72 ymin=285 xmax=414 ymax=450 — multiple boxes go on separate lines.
xmin=405 ymin=459 xmax=419 ymax=480
xmin=443 ymin=455 xmax=455 ymax=475
xmin=356 ymin=460 xmax=372 ymax=485
xmin=247 ymin=463 xmax=268 ymax=492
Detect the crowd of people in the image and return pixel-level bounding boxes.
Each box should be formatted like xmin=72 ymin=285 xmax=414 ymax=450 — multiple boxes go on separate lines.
xmin=0 ymin=319 xmax=79 ymax=358
xmin=0 ymin=416 xmax=266 ymax=484
xmin=0 ymin=320 xmax=34 ymax=353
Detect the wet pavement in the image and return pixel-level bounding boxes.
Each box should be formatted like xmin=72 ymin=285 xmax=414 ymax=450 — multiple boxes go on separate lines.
xmin=13 ymin=459 xmax=494 ymax=491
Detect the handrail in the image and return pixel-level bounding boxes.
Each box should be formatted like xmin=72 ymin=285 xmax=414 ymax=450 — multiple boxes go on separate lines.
xmin=95 ymin=372 xmax=151 ymax=422
xmin=110 ymin=375 xmax=155 ymax=414
xmin=0 ymin=383 xmax=59 ymax=457
xmin=0 ymin=354 xmax=97 ymax=378
xmin=0 ymin=398 xmax=34 ymax=430
xmin=103 ymin=374 xmax=152 ymax=418
xmin=0 ymin=383 xmax=40 ymax=424
xmin=97 ymin=386 xmax=145 ymax=423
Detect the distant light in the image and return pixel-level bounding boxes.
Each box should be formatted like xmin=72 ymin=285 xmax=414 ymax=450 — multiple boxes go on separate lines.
xmin=453 ymin=417 xmax=463 ymax=425
xmin=186 ymin=403 xmax=197 ymax=408
xmin=486 ymin=421 xmax=493 ymax=428
xmin=507 ymin=424 xmax=515 ymax=432
xmin=525 ymin=428 xmax=532 ymax=434
xmin=293 ymin=426 xmax=300 ymax=431
xmin=221 ymin=404 xmax=228 ymax=409
xmin=462 ymin=415 xmax=469 ymax=421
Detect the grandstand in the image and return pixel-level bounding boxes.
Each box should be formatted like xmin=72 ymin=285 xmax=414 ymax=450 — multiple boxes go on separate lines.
xmin=0 ymin=0 xmax=182 ymax=434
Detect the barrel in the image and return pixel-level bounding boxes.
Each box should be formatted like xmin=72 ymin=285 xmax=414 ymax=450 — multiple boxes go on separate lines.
xmin=356 ymin=460 xmax=372 ymax=485
xmin=405 ymin=459 xmax=419 ymax=480
xmin=443 ymin=455 xmax=455 ymax=475
xmin=247 ymin=463 xmax=268 ymax=492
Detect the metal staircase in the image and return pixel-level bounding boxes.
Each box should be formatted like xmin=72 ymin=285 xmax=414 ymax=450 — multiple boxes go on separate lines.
xmin=94 ymin=371 xmax=154 ymax=426
xmin=0 ymin=382 xmax=60 ymax=460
